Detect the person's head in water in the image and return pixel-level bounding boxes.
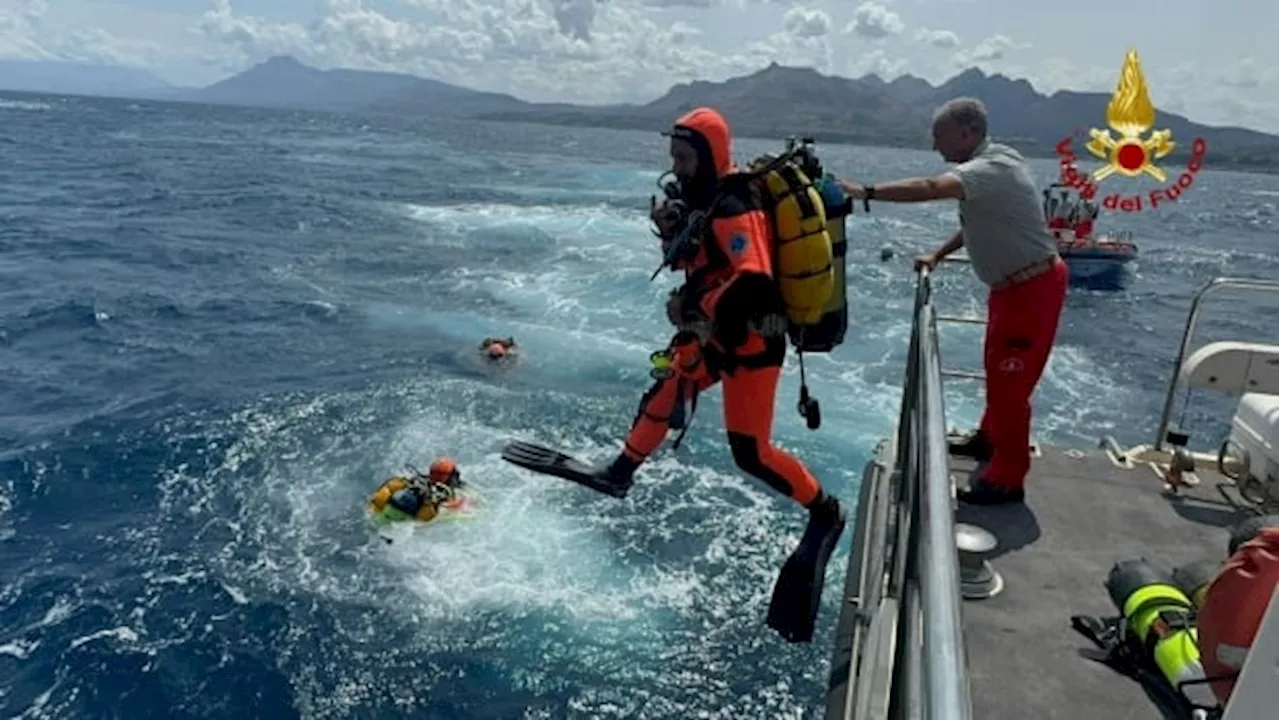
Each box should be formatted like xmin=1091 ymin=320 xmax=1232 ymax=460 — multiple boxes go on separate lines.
xmin=428 ymin=457 xmax=461 ymax=488
xmin=480 ymin=337 xmax=516 ymax=362
xmin=931 ymin=97 xmax=988 ymax=164
xmin=665 ymin=107 xmax=734 ymax=209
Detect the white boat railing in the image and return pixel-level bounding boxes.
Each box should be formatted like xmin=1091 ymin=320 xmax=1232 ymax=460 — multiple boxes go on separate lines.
xmin=831 ymin=261 xmax=973 ymax=720
xmin=915 ymin=268 xmax=972 ymax=719
xmin=831 ymin=269 xmax=1278 ymax=720
xmin=1151 ymin=277 xmax=1280 ymax=452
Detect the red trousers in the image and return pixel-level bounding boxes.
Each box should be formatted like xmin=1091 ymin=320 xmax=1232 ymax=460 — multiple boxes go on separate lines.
xmin=979 ymin=258 xmax=1068 ymax=489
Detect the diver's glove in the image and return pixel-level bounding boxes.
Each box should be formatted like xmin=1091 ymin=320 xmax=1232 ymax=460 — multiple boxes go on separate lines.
xmin=667 ymin=286 xmax=713 ymax=343
xmin=665 ymin=287 xmax=685 ymax=326
xmin=651 ymin=197 xmax=689 ymax=239
xmin=669 ymin=330 xmax=710 ymax=383
xmin=665 ymin=285 xmax=703 ymax=325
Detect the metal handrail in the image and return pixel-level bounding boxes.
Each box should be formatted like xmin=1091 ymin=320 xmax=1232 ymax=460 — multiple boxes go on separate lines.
xmin=1152 ymin=277 xmax=1279 ymax=451
xmin=913 ymin=269 xmax=972 ymax=720
xmin=832 ymin=262 xmax=975 ymax=720
xmin=887 ymin=267 xmax=929 ymax=600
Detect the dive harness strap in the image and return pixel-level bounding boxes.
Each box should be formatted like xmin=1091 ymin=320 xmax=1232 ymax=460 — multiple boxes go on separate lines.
xmin=650 ymin=148 xmax=836 ymax=432
xmin=1069 ymin=613 xmax=1230 ymax=719
xmin=648 ymin=150 xmax=803 ymax=281
xmin=671 ymin=382 xmax=699 ymax=452
xmin=791 ymin=335 xmax=820 ymax=430
xmin=669 ymin=335 xmax=719 ymax=451
xmin=647 ymin=335 xmax=712 ymax=454
xmin=1071 ymin=614 xmax=1149 ymax=680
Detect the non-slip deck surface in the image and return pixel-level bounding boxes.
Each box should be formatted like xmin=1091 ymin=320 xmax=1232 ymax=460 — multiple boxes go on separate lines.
xmin=954 ymin=446 xmax=1247 ymax=720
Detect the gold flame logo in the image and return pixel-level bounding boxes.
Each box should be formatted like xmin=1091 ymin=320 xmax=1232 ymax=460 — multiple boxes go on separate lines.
xmin=1085 ymin=49 xmax=1176 ymax=182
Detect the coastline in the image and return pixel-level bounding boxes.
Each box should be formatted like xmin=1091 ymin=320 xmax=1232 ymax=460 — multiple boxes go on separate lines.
xmin=473 ymin=110 xmax=1279 ymax=176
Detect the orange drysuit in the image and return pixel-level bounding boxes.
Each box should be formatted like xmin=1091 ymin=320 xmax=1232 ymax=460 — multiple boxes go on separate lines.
xmin=618 ymin=108 xmax=825 ymax=507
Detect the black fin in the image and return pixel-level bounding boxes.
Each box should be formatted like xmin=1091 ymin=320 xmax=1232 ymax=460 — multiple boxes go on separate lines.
xmin=501 ymin=441 xmax=631 ymax=499
xmin=766 ymin=498 xmax=846 ymax=643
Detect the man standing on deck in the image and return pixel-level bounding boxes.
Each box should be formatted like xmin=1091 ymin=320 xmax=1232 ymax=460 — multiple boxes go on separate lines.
xmin=837 ymin=97 xmax=1068 ymax=505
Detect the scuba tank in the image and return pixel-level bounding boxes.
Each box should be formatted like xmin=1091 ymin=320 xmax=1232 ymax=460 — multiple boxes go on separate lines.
xmin=1172 ymin=560 xmax=1222 ymax=610
xmin=813 ymin=167 xmax=852 ymax=353
xmin=1104 ymin=559 xmax=1218 ymax=709
xmin=745 ymin=137 xmax=853 ymax=431
xmin=764 ymin=136 xmax=850 ymax=355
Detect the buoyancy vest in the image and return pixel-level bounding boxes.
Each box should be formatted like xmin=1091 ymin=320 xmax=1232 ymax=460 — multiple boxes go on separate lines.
xmin=744 ymin=142 xmax=851 ymax=355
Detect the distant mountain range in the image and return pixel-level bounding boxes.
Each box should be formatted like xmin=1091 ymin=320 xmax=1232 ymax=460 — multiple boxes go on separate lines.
xmin=0 ymin=59 xmax=172 ymax=99
xmin=2 ymin=55 xmax=1274 ymax=173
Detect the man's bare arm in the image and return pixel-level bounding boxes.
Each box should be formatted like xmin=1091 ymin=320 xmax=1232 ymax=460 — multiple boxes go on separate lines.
xmin=933 ymin=230 xmax=965 ymax=260
xmin=839 ymin=173 xmax=966 ymax=202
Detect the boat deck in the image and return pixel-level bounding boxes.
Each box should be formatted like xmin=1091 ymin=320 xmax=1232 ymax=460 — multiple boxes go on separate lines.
xmin=953 ymin=444 xmax=1252 ymax=720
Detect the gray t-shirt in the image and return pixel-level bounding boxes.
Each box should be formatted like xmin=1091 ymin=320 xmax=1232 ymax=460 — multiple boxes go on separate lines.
xmin=947 ymin=140 xmax=1058 ymax=285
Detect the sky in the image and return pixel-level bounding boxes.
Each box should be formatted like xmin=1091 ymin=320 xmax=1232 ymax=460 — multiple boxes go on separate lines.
xmin=1 ymin=0 xmax=1277 ymax=132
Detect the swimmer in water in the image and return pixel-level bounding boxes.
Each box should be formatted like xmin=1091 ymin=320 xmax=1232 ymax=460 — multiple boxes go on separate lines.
xmin=480 ymin=337 xmax=518 ymax=362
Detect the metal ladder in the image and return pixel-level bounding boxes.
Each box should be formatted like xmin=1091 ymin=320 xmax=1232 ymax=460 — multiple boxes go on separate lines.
xmin=933 ymin=257 xmax=986 ymax=383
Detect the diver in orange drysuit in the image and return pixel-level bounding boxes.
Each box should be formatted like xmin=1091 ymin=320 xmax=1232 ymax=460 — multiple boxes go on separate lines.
xmin=615 ymin=110 xmax=841 ymax=510
xmin=506 ymin=108 xmax=845 ymax=643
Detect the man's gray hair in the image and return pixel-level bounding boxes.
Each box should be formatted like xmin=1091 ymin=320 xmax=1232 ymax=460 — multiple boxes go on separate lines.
xmin=933 ymin=97 xmax=988 ymax=138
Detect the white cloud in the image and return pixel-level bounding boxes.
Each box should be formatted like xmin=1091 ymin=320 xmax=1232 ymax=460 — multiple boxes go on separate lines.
xmin=1206 ymin=57 xmax=1280 ymax=92
xmin=0 ymin=0 xmax=1274 ymax=133
xmin=950 ymin=34 xmax=1028 ymax=67
xmin=186 ymin=0 xmax=858 ymax=104
xmin=196 ymin=0 xmax=660 ymax=101
xmin=1025 ymin=56 xmax=1115 ymax=95
xmin=640 ymin=0 xmax=719 ymax=6
xmin=743 ymin=9 xmax=837 ymax=74
xmin=1153 ymin=58 xmax=1279 ymax=130
xmin=914 ymin=28 xmax=959 ymax=49
xmin=548 ymin=0 xmax=598 ymax=41
xmin=848 ymin=48 xmax=907 ymax=79
xmin=782 ymin=7 xmax=832 ymax=39
xmin=0 ymin=0 xmax=167 ymax=67
xmin=984 ymin=52 xmax=1280 ymax=133
xmin=845 ymin=3 xmax=903 ymax=40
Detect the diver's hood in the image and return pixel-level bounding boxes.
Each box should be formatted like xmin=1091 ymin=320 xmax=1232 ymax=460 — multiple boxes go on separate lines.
xmin=665 ymin=107 xmax=735 ymax=209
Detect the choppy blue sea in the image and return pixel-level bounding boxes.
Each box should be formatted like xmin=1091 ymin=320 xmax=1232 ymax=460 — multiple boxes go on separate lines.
xmin=0 ymin=92 xmax=1276 ymax=720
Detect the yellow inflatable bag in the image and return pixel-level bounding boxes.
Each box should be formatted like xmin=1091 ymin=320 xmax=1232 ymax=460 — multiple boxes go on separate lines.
xmin=750 ymin=161 xmax=835 ymax=329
